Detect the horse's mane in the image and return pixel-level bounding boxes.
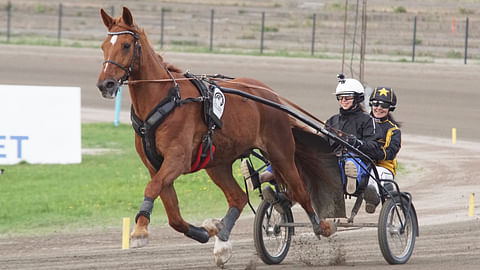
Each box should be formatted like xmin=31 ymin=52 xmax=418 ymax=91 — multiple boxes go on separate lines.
xmin=158 ymin=56 xmax=183 ymax=73
xmin=136 ymin=27 xmax=184 ymax=73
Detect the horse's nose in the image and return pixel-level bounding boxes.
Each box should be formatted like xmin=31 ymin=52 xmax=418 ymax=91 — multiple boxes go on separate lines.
xmin=96 ymin=78 xmax=118 ymax=92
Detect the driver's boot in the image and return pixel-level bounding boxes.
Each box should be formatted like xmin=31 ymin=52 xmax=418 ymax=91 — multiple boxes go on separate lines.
xmin=364 ymin=185 xmax=380 ymax=213
xmin=262 ymin=186 xmax=290 ymax=215
xmin=344 ymin=160 xmax=358 ymax=194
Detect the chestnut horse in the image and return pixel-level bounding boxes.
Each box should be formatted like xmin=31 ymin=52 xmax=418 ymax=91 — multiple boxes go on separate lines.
xmin=97 ymin=7 xmax=336 ymax=266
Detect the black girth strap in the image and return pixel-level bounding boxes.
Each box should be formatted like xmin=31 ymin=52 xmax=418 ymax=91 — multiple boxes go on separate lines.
xmin=131 ymin=86 xmax=180 ymax=170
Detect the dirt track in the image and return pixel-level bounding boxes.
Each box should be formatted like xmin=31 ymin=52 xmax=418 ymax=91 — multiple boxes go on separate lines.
xmin=1 ymin=45 xmax=480 ymax=269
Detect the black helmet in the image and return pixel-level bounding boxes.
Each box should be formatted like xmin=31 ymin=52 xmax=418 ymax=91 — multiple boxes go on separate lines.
xmin=369 ymin=87 xmax=397 ymax=111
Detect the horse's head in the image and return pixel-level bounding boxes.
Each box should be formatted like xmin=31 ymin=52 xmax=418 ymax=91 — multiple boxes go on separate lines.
xmin=96 ymin=7 xmax=140 ymax=99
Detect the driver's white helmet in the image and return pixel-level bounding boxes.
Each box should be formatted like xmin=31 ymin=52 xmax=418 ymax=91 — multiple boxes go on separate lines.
xmin=335 ymin=78 xmax=365 ymax=96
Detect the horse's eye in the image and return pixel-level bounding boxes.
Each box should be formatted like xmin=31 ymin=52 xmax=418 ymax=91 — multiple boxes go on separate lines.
xmin=122 ymin=42 xmax=131 ymax=50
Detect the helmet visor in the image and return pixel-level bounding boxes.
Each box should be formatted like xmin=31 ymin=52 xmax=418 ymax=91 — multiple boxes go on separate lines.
xmin=370 ymin=100 xmax=390 ymax=109
xmin=336 ymin=95 xmax=355 ymax=101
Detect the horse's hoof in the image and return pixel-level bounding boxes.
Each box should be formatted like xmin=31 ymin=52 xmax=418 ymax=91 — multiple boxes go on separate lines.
xmin=213 ymin=236 xmax=232 ymax=267
xmin=320 ymin=220 xmax=337 ymax=237
xmin=130 ymin=235 xmax=149 ymax=248
xmin=202 ymin=218 xmax=224 ymax=237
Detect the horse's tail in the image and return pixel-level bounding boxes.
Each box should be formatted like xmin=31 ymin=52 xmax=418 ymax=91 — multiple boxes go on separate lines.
xmin=291 ymin=127 xmax=346 ymax=219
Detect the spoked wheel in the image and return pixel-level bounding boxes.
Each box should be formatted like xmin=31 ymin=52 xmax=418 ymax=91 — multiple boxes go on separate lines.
xmin=253 ymin=200 xmax=294 ymax=265
xmin=378 ymin=196 xmax=418 ymax=264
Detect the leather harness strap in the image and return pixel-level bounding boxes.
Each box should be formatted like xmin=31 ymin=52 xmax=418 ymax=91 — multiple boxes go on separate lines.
xmin=131 ymin=86 xmax=180 ymax=170
xmin=130 ymin=73 xmax=221 ymax=172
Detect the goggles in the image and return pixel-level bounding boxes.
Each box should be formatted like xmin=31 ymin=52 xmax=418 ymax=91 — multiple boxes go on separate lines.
xmin=336 ymin=95 xmax=355 ymax=101
xmin=370 ymin=100 xmax=391 ymax=109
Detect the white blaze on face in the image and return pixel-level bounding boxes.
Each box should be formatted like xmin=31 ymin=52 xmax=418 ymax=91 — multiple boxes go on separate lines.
xmin=104 ymin=35 xmax=118 ymax=73
xmin=110 ymin=35 xmax=118 ymax=45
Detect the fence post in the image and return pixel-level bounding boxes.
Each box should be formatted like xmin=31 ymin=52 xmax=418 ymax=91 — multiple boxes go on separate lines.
xmin=110 ymin=6 xmax=115 ymax=17
xmin=57 ymin=3 xmax=63 ymax=45
xmin=260 ymin=11 xmax=265 ymax=54
xmin=311 ymin=13 xmax=316 ymax=56
xmin=6 ymin=1 xmax=11 ymax=43
xmin=209 ymin=9 xmax=214 ymax=52
xmin=160 ymin=8 xmax=165 ymax=49
xmin=464 ymin=16 xmax=469 ymax=64
xmin=412 ymin=16 xmax=417 ymax=62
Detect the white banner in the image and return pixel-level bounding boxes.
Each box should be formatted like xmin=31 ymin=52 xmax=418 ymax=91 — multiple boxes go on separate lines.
xmin=0 ymin=85 xmax=81 ymax=164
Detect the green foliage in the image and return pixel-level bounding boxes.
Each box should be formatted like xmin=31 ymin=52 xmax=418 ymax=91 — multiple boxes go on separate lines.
xmin=459 ymin=7 xmax=474 ymax=15
xmin=0 ymin=123 xmax=258 ymax=235
xmin=264 ymin=26 xmax=279 ymax=32
xmin=392 ymin=6 xmax=407 ymax=13
xmin=328 ymin=2 xmax=345 ymax=11
xmin=446 ymin=50 xmax=462 ymax=58
xmin=33 ymin=4 xmax=47 ymax=14
xmin=238 ymin=33 xmax=256 ymax=40
xmin=169 ymin=40 xmax=199 ymax=46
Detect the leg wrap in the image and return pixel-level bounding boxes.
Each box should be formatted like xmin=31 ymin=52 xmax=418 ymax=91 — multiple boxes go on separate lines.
xmin=185 ymin=224 xmax=209 ymax=243
xmin=217 ymin=207 xmax=240 ymax=241
xmin=308 ymin=212 xmax=323 ymax=235
xmin=135 ymin=197 xmax=154 ymax=223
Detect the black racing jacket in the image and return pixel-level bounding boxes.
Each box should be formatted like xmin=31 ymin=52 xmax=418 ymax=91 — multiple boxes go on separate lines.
xmin=372 ymin=116 xmax=402 ymax=176
xmin=326 ymin=106 xmax=383 ymax=160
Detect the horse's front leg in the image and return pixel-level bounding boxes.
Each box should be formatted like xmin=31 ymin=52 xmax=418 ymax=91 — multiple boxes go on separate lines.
xmin=130 ymin=155 xmax=189 ymax=248
xmin=130 ymin=155 xmax=222 ymax=248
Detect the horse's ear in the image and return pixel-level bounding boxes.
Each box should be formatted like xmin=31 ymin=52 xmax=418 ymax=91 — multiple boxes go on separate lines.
xmin=122 ymin=7 xmax=134 ymax=27
xmin=100 ymin=8 xmax=113 ymax=29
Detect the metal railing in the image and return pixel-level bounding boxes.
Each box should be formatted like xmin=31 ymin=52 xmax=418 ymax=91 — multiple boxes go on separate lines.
xmin=1 ymin=1 xmax=478 ymax=63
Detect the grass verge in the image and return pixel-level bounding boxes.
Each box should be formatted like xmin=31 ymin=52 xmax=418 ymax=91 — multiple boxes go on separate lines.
xmin=0 ymin=123 xmax=260 ymax=236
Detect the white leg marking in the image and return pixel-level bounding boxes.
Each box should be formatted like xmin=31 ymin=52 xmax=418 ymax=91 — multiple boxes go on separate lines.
xmin=214 ymin=236 xmax=232 ymax=267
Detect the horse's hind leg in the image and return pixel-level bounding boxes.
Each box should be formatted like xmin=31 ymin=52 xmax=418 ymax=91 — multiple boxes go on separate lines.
xmin=205 ymin=165 xmax=248 ymax=267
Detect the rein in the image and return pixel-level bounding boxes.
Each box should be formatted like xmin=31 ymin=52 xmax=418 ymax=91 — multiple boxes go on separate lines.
xmin=126 ymin=77 xmax=195 ymax=85
xmin=103 ymin=29 xmax=348 ymax=151
xmin=126 ymin=75 xmax=349 ymax=137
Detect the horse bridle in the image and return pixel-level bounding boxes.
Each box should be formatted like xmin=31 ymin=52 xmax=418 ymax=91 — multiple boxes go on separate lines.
xmin=103 ymin=30 xmax=141 ymax=85
xmin=103 ymin=30 xmax=180 ymax=90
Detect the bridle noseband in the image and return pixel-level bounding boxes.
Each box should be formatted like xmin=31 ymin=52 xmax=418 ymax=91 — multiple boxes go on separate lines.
xmin=103 ymin=30 xmax=141 ymax=85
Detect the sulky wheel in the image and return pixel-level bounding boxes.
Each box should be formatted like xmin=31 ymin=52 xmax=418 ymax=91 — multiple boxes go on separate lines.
xmin=378 ymin=196 xmax=418 ymax=264
xmin=253 ymin=200 xmax=294 ymax=265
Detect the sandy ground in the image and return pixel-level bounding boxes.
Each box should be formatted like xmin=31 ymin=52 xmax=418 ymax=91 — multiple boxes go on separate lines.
xmin=0 ymin=45 xmax=480 ymax=269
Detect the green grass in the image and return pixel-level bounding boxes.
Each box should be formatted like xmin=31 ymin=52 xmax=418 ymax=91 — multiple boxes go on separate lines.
xmin=0 ymin=123 xmax=259 ymax=236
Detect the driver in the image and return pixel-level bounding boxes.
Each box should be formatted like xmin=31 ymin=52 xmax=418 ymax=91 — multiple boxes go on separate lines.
xmin=325 ymin=74 xmax=384 ymax=213
xmin=365 ymin=87 xmax=402 ymax=213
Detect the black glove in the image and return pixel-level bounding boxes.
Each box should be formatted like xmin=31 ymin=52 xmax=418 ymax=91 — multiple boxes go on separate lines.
xmin=347 ymin=135 xmax=364 ymax=149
